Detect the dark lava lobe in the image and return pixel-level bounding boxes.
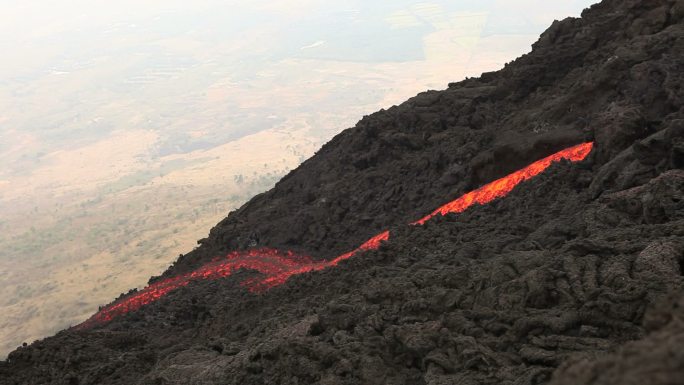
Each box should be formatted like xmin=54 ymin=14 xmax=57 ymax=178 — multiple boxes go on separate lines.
xmin=1 ymin=0 xmax=683 ymax=384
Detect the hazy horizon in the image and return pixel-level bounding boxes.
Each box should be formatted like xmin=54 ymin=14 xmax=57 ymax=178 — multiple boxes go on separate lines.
xmin=0 ymin=0 xmax=598 ymax=358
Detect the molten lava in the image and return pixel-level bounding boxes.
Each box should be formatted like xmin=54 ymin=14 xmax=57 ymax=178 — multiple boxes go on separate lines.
xmin=77 ymin=142 xmax=593 ymax=329
xmin=412 ymin=142 xmax=594 ymax=224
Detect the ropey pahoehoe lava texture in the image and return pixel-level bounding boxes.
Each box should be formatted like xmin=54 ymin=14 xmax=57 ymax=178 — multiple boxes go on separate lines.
xmin=1 ymin=0 xmax=683 ymax=384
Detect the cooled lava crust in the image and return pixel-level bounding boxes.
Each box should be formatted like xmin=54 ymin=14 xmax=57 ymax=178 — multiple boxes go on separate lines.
xmin=1 ymin=0 xmax=683 ymax=384
xmin=78 ymin=143 xmax=593 ymax=329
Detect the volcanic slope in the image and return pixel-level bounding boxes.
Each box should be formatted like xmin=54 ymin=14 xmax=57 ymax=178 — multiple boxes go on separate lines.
xmin=2 ymin=0 xmax=684 ymax=384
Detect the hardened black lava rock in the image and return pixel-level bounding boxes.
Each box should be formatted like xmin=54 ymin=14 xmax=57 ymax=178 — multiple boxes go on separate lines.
xmin=1 ymin=0 xmax=683 ymax=384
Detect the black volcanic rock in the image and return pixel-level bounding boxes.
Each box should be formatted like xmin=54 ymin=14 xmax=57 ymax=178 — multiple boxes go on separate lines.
xmin=1 ymin=0 xmax=683 ymax=384
xmin=160 ymin=0 xmax=682 ymax=279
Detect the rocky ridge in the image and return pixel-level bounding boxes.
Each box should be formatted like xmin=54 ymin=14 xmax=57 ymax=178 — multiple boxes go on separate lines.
xmin=1 ymin=0 xmax=683 ymax=384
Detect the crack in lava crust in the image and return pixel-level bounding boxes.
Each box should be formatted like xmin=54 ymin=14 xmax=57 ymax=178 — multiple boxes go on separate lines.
xmin=77 ymin=142 xmax=594 ymax=329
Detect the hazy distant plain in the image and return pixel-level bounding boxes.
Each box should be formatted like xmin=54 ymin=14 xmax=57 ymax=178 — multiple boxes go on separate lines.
xmin=0 ymin=0 xmax=596 ymax=357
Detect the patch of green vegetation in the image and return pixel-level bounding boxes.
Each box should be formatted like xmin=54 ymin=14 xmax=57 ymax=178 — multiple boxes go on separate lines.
xmin=100 ymin=157 xmax=212 ymax=195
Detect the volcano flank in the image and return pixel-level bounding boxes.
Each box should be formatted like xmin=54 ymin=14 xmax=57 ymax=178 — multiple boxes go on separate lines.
xmin=2 ymin=0 xmax=684 ymax=384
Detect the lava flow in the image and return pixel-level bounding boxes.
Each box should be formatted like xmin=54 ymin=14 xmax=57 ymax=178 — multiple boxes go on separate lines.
xmin=77 ymin=142 xmax=593 ymax=329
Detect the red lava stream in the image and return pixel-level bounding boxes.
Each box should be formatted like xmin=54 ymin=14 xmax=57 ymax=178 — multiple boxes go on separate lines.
xmin=77 ymin=142 xmax=594 ymax=328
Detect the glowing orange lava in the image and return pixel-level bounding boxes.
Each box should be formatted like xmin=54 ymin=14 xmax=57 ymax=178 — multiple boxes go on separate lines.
xmin=77 ymin=142 xmax=593 ymax=329
xmin=412 ymin=142 xmax=594 ymax=224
